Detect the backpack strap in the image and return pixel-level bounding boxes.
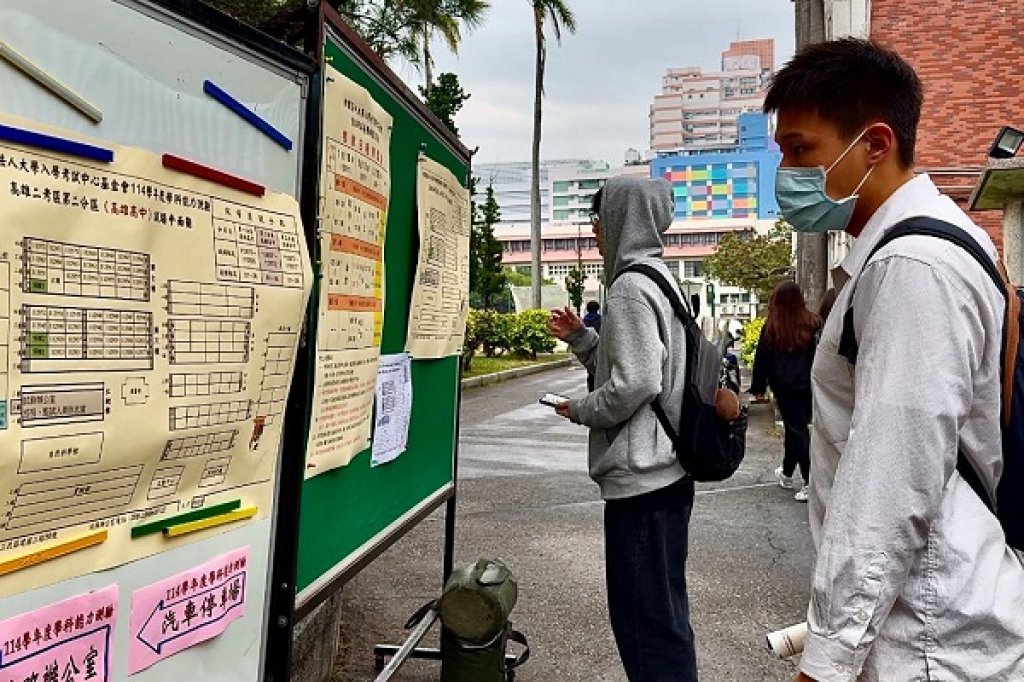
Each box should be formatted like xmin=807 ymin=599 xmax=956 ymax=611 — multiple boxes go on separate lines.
xmin=838 ymin=217 xmax=1005 ymax=363
xmin=837 ymin=216 xmax=1009 ymax=512
xmin=614 ymin=263 xmax=690 ymax=446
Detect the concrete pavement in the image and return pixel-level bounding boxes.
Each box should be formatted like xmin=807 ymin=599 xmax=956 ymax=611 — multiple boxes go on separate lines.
xmin=333 ymin=365 xmax=811 ymax=681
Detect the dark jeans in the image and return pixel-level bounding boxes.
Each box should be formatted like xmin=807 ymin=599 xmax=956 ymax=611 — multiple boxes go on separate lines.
xmin=604 ymin=478 xmax=697 ymax=681
xmin=775 ymin=388 xmax=811 ymax=482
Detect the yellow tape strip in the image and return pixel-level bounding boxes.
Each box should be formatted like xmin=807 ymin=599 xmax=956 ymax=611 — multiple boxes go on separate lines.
xmin=0 ymin=530 xmax=108 ymax=577
xmin=163 ymin=506 xmax=257 ymax=538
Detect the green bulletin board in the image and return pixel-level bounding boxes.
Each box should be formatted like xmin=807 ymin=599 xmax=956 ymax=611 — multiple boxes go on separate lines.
xmin=292 ymin=21 xmax=469 ymax=614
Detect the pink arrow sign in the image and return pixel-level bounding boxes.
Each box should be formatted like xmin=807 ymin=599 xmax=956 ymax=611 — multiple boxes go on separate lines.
xmin=0 ymin=585 xmax=117 ymax=681
xmin=129 ymin=547 xmax=249 ymax=673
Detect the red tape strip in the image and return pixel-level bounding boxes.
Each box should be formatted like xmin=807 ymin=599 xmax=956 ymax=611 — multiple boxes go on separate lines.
xmin=161 ymin=153 xmax=265 ymax=197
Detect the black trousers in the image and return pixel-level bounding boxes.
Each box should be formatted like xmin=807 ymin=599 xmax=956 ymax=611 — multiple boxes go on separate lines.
xmin=604 ymin=478 xmax=698 ymax=681
xmin=774 ymin=388 xmax=811 ymax=482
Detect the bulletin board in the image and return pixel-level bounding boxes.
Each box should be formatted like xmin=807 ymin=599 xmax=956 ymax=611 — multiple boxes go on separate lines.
xmin=283 ymin=5 xmax=470 ymax=619
xmin=0 ymin=1 xmax=313 ymax=681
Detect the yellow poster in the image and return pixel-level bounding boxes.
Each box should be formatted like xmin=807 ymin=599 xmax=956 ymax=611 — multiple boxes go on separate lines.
xmin=406 ymin=157 xmax=470 ymax=358
xmin=305 ymin=66 xmax=392 ymax=477
xmin=0 ymin=114 xmax=311 ymax=597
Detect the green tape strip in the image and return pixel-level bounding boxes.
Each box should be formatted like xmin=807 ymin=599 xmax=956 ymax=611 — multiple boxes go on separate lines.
xmin=131 ymin=499 xmax=241 ymax=539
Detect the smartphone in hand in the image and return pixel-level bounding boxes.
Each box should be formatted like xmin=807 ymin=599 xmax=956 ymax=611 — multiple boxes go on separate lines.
xmin=539 ymin=392 xmax=570 ymax=407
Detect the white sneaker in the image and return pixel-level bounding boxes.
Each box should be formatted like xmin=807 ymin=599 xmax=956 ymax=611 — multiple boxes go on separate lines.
xmin=794 ymin=486 xmax=809 ymax=503
xmin=775 ymin=466 xmax=795 ymax=490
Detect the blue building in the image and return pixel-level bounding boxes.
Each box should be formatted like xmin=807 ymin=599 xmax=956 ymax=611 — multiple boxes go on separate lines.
xmin=650 ymin=113 xmax=782 ymax=221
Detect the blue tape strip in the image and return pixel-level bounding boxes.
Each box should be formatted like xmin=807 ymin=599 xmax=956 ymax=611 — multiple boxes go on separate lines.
xmin=203 ymin=80 xmax=293 ymax=151
xmin=0 ymin=124 xmax=113 ymax=163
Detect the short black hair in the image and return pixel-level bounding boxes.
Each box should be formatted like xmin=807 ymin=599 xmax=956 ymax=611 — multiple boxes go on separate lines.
xmin=586 ymin=300 xmax=600 ymax=314
xmin=764 ymin=38 xmax=922 ymax=168
xmin=591 ymin=187 xmax=604 ymax=214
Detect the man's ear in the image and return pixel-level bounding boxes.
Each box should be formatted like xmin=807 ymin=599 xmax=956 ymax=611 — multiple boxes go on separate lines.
xmin=864 ymin=123 xmax=896 ymax=165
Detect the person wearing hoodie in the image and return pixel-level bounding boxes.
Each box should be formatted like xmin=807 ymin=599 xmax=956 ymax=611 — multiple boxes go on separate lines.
xmin=548 ymin=177 xmax=696 ymax=681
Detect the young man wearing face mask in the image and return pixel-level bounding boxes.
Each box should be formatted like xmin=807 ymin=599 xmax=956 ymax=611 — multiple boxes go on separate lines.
xmin=768 ymin=39 xmax=1024 ymax=681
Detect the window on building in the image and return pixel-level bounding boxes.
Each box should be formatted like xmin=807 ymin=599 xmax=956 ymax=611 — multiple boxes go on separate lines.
xmin=553 ymin=196 xmax=570 ymax=207
xmin=553 ymin=181 xmax=571 ymax=192
xmin=683 ymin=260 xmax=704 ymax=278
xmin=666 ymin=261 xmax=680 ymax=278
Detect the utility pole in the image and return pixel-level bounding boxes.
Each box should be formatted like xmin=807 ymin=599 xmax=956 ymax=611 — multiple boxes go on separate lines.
xmin=793 ymin=0 xmax=829 ymax=307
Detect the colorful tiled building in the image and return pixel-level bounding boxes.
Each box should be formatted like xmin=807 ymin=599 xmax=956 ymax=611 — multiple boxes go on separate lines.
xmin=650 ymin=112 xmax=782 ymax=221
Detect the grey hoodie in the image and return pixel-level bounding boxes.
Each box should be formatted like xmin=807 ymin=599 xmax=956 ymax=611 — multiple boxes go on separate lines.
xmin=566 ymin=176 xmax=687 ymax=499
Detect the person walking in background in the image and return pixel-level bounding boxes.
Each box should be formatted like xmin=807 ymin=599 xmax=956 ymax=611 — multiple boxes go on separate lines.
xmin=582 ymin=300 xmax=602 ymax=333
xmin=749 ymin=281 xmax=821 ymax=503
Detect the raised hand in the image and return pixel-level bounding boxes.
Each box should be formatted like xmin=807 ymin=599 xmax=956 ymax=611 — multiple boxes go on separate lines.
xmin=548 ymin=306 xmax=583 ymax=341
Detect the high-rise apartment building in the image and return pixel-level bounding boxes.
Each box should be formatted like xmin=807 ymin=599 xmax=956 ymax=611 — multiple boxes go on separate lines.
xmin=650 ymin=39 xmax=774 ymax=153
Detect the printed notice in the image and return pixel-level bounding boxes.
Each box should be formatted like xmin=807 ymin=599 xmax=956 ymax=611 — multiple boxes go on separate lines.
xmin=305 ymin=66 xmax=393 ymax=477
xmin=406 ymin=157 xmax=470 ymax=358
xmin=129 ymin=547 xmax=249 ymax=673
xmin=371 ymin=353 xmax=412 ymax=467
xmin=0 ymin=114 xmax=312 ymax=597
xmin=0 ymin=585 xmax=118 ymax=681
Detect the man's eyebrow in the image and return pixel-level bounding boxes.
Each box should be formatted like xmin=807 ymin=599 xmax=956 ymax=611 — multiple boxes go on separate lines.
xmin=777 ymin=132 xmax=806 ymax=142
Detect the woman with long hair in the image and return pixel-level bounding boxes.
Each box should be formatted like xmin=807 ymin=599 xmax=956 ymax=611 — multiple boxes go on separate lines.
xmin=749 ymin=281 xmax=821 ymax=502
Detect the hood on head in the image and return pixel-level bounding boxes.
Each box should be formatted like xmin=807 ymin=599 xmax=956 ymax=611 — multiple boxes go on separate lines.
xmin=600 ymin=176 xmax=674 ymax=278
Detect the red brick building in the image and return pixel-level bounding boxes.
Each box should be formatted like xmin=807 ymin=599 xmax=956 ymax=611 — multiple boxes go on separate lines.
xmin=866 ymin=1 xmax=1024 ymax=251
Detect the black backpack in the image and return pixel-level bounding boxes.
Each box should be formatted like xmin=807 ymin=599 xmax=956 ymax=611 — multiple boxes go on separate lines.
xmin=616 ymin=263 xmax=748 ymax=482
xmin=839 ymin=216 xmax=1024 ymax=550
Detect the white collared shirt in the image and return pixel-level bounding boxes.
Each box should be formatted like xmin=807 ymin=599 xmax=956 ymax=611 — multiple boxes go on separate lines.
xmin=801 ymin=174 xmax=1024 ymax=681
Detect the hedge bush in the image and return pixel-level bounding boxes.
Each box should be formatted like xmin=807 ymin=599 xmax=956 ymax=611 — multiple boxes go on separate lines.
xmin=462 ymin=309 xmax=555 ymax=369
xmin=509 ymin=309 xmax=556 ymax=359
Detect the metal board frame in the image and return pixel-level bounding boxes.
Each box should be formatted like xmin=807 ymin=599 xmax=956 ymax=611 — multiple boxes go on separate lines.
xmin=0 ymin=1 xmax=313 ymax=680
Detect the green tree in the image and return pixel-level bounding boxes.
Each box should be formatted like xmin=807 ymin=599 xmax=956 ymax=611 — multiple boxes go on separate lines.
xmin=503 ymin=267 xmax=533 ymax=287
xmin=405 ymin=0 xmax=488 ymax=95
xmin=528 ymin=0 xmax=577 ymax=308
xmin=419 ymin=73 xmax=470 ymax=136
xmin=470 ymin=184 xmax=507 ymax=309
xmin=703 ymin=219 xmax=794 ymax=307
xmin=565 ymin=266 xmax=585 ymax=314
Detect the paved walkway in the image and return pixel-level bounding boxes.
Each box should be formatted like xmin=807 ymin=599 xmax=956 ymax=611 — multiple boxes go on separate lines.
xmin=334 ymin=366 xmax=811 ymax=680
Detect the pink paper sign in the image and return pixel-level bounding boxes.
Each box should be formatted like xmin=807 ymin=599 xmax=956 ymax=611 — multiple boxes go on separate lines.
xmin=128 ymin=547 xmax=249 ymax=674
xmin=0 ymin=584 xmax=118 ymax=682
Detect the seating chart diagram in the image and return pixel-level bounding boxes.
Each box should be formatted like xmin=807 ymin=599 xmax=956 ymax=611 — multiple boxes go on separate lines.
xmin=22 ymin=305 xmax=153 ymax=372
xmin=405 ymin=157 xmax=471 ymax=358
xmin=166 ymin=319 xmax=250 ymax=365
xmin=22 ymin=237 xmax=151 ymax=301
xmin=0 ymin=115 xmax=311 ymax=598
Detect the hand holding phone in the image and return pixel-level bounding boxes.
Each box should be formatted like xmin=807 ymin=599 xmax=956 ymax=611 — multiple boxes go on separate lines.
xmin=539 ymin=392 xmax=569 ymax=407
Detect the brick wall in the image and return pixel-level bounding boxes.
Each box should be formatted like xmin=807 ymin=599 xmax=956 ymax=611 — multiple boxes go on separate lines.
xmin=871 ymin=0 xmax=1024 ymax=252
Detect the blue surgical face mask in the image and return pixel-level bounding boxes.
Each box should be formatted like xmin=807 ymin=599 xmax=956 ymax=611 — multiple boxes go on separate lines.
xmin=775 ymin=131 xmax=874 ymax=233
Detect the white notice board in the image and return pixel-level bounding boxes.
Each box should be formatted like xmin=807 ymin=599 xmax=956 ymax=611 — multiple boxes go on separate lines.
xmin=0 ymin=1 xmax=310 ymax=680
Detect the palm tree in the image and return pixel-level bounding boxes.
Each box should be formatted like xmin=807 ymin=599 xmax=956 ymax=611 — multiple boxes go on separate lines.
xmin=404 ymin=0 xmax=489 ymax=95
xmin=529 ymin=0 xmax=576 ymax=309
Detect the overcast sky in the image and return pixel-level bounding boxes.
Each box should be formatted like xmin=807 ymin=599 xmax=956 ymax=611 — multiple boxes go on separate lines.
xmin=395 ymin=0 xmax=796 ymax=166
